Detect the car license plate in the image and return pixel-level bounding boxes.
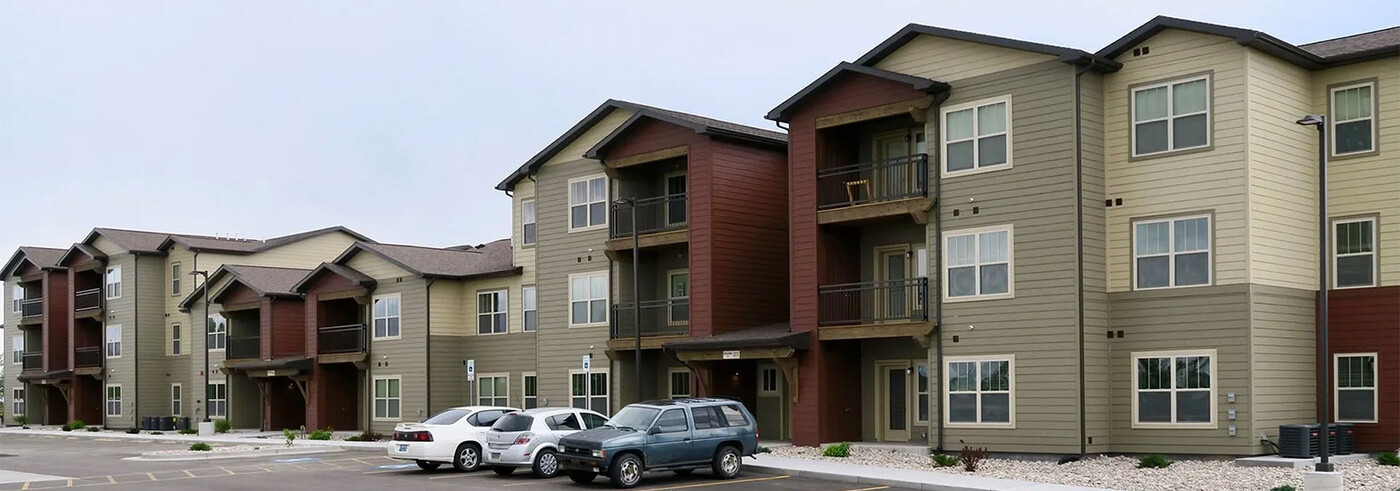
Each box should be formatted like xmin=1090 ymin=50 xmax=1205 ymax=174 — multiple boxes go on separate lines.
xmin=398 ymin=444 xmax=408 ymax=452
xmin=491 ymin=452 xmax=500 ymax=460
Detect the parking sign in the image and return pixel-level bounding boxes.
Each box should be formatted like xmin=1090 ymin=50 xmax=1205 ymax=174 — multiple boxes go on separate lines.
xmin=467 ymin=359 xmax=475 ymax=381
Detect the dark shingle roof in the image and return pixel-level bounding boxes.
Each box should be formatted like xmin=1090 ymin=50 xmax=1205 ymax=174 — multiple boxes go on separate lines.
xmin=341 ymin=239 xmax=518 ymax=279
xmin=85 ymin=226 xmax=371 ymax=256
xmin=2 ymin=246 xmax=68 ymax=278
xmin=1099 ymin=16 xmax=1398 ymax=69
xmin=219 ymin=265 xmax=312 ymax=297
xmin=1301 ymin=26 xmax=1400 ymax=59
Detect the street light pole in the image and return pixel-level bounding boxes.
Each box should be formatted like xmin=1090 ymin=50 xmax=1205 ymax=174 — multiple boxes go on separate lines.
xmin=1297 ymin=114 xmax=1332 ymax=473
xmin=190 ymin=270 xmax=212 ymax=423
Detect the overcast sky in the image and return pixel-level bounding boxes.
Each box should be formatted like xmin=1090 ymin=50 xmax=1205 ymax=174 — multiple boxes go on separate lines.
xmin=1 ymin=0 xmax=1395 ymax=258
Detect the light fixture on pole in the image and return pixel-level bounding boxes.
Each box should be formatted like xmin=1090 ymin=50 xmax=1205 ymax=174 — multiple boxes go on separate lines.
xmin=190 ymin=270 xmax=212 ymax=423
xmin=613 ymin=196 xmax=642 ymax=402
xmin=1296 ymin=114 xmax=1333 ymax=473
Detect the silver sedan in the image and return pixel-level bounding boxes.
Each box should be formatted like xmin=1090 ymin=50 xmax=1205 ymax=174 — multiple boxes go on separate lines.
xmin=483 ymin=407 xmax=609 ymax=478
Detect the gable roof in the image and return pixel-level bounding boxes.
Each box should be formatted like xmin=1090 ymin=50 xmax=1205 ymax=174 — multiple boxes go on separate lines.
xmin=179 ymin=264 xmax=311 ymax=310
xmin=290 ymin=262 xmax=378 ymax=294
xmin=854 ymin=23 xmax=1118 ymax=69
xmin=766 ymin=62 xmax=951 ymax=122
xmin=85 ymin=228 xmax=172 ymax=255
xmin=1098 ymin=16 xmax=1399 ymax=69
xmin=55 ymin=243 xmax=108 ymax=267
xmin=334 ymin=238 xmax=518 ymax=280
xmin=157 ymin=225 xmax=372 ymax=254
xmin=496 ymin=99 xmax=786 ymax=191
xmin=2 ymin=246 xmax=68 ymax=278
xmin=584 ymin=106 xmax=787 ymax=159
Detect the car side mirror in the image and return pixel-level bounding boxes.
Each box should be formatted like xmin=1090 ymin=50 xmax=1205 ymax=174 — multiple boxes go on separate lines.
xmin=648 ymin=426 xmax=662 ymax=435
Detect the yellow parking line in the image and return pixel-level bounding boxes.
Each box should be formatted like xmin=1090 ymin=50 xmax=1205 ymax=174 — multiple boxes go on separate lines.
xmin=105 ymin=477 xmax=115 ymax=484
xmin=639 ymin=475 xmax=788 ymax=491
xmin=21 ymin=481 xmax=30 ymax=490
xmin=146 ymin=473 xmax=156 ymax=481
xmin=844 ymin=487 xmax=890 ymax=491
xmin=502 ymin=482 xmax=539 ymax=487
xmin=66 ymin=479 xmax=73 ymax=487
xmin=361 ymin=469 xmax=412 ymax=475
xmin=182 ymin=470 xmax=196 ymax=478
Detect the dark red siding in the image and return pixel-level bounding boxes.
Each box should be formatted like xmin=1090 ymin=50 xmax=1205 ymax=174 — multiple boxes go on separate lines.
xmin=707 ymin=139 xmax=789 ymax=334
xmin=43 ymin=270 xmax=70 ymax=370
xmin=300 ymin=272 xmax=367 ymax=430
xmin=603 ymin=117 xmax=695 ymax=157
xmin=268 ymin=299 xmax=306 ymax=359
xmin=1323 ymin=286 xmax=1400 ymax=451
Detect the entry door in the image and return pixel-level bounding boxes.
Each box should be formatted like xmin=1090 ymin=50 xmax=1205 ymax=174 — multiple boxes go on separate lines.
xmin=877 ymin=248 xmax=909 ymax=322
xmin=668 ymin=270 xmax=689 ymax=325
xmin=881 ymin=365 xmax=911 ymax=441
xmin=665 ymin=173 xmax=687 ymax=225
xmin=873 ymin=130 xmax=925 ymax=200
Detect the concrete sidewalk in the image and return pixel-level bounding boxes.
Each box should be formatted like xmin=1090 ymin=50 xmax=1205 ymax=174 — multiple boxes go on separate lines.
xmin=746 ymin=455 xmax=1120 ymax=491
xmin=0 ymin=427 xmax=389 ymax=450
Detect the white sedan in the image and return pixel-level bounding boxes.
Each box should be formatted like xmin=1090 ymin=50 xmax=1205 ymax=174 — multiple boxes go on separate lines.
xmin=483 ymin=407 xmax=609 ymax=478
xmin=388 ymin=406 xmax=518 ymax=471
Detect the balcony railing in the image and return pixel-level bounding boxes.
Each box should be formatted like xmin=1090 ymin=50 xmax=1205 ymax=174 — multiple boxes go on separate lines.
xmin=817 ymin=154 xmax=928 ymax=210
xmin=20 ymin=298 xmax=42 ymax=319
xmin=318 ymin=323 xmax=367 ymax=355
xmin=610 ymin=194 xmax=688 ymax=239
xmin=610 ymin=299 xmax=690 ymax=339
xmin=75 ymin=288 xmax=103 ymax=311
xmin=21 ymin=351 xmax=42 ymax=371
xmin=75 ymin=346 xmax=103 ymax=369
xmin=227 ymin=335 xmax=260 ymax=360
xmin=818 ymin=278 xmax=928 ymax=326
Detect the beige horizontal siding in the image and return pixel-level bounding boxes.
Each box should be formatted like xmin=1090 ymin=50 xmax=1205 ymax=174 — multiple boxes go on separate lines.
xmin=873 ymin=34 xmax=1056 ymax=83
xmin=1247 ymin=49 xmax=1319 ymax=290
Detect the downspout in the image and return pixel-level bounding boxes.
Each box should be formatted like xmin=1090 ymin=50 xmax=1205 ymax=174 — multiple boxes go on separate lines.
xmin=132 ymin=255 xmax=139 ymax=428
xmin=424 ymin=277 xmax=434 ymax=419
xmin=929 ymin=89 xmax=951 ymax=453
xmin=664 ymin=348 xmax=709 ymax=396
xmin=1073 ymin=59 xmax=1106 ymax=456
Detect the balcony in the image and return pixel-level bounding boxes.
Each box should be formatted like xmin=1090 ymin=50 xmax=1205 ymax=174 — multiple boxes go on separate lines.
xmin=227 ymin=335 xmax=261 ymax=361
xmin=607 ymin=194 xmax=689 ymax=251
xmin=74 ymin=346 xmax=103 ymax=369
xmin=817 ymin=154 xmax=931 ymax=225
xmin=318 ymin=323 xmax=366 ymax=355
xmin=816 ymin=278 xmax=933 ymax=341
xmin=21 ymin=351 xmax=42 ymax=371
xmin=608 ymin=300 xmax=690 ymax=349
xmin=74 ymin=288 xmax=103 ymax=316
xmin=19 ymin=298 xmax=42 ymax=324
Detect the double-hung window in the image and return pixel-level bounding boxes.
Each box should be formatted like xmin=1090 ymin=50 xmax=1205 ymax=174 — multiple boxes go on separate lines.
xmin=916 ymin=363 xmax=930 ymax=424
xmin=1133 ymin=350 xmax=1214 ymax=426
xmin=106 ymin=324 xmax=122 ymax=358
xmin=478 ymin=374 xmax=508 ymax=406
xmin=171 ymin=324 xmax=182 ymax=355
xmin=12 ymin=388 xmax=24 ymax=417
xmin=569 ymin=271 xmax=608 ymax=326
xmin=1336 ymin=353 xmax=1377 ymax=423
xmin=105 ymin=265 xmax=122 ymax=299
xmin=477 ymin=290 xmax=508 ymax=334
xmin=945 ymin=356 xmax=1014 ymax=426
xmin=1132 ymin=75 xmax=1209 ymax=156
xmin=668 ymin=369 xmax=691 ymax=398
xmin=171 ymin=262 xmax=181 ymax=296
xmin=1134 ymin=215 xmax=1210 ymax=289
xmin=523 ymin=373 xmax=538 ymax=409
xmin=106 ymin=385 xmax=122 ymax=417
xmin=171 ymin=384 xmax=182 ymax=416
xmin=373 ymin=376 xmax=401 ymax=420
xmin=207 ymin=314 xmax=227 ymax=351
xmin=522 ymin=199 xmax=537 ymax=245
xmin=522 ymin=286 xmax=537 ymax=332
xmin=373 ymin=294 xmax=401 ymax=339
xmin=208 ymin=381 xmax=227 ymax=418
xmin=1334 ymin=217 xmax=1377 ymax=288
xmin=11 ymin=284 xmax=21 ymax=312
xmin=570 ymin=370 xmax=609 ymax=414
xmin=944 ymin=226 xmax=1013 ymax=300
xmin=11 ymin=335 xmax=22 ymax=364
xmin=943 ymin=96 xmax=1011 ymax=175
xmin=1331 ymin=82 xmax=1375 ymax=156
xmin=568 ymin=176 xmax=608 ymax=231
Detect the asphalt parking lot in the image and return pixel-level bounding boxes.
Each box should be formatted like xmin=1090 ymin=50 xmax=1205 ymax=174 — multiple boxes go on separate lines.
xmin=0 ymin=433 xmax=880 ymax=491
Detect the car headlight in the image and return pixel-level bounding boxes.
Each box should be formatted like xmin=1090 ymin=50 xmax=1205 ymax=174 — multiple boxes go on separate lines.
xmin=591 ymin=449 xmax=604 ymax=458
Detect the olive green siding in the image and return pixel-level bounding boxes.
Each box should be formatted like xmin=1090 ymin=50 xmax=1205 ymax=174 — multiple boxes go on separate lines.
xmin=1249 ymin=284 xmax=1317 ymax=442
xmin=346 ymin=254 xmax=429 ymax=432
xmin=1080 ymin=71 xmax=1112 ymax=454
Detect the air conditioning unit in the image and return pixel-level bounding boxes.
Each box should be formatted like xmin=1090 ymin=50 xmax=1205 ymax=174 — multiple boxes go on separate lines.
xmin=1332 ymin=423 xmax=1356 ymax=455
xmin=1278 ymin=424 xmax=1319 ymax=458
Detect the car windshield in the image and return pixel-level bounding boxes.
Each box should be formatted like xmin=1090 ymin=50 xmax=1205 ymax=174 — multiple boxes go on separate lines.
xmin=424 ymin=408 xmax=471 ymax=425
xmin=605 ymin=406 xmax=660 ymax=431
xmin=492 ymin=414 xmax=534 ymax=432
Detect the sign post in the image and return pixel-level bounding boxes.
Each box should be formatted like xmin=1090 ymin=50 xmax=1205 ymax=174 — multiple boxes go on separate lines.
xmin=466 ymin=359 xmax=475 ymax=405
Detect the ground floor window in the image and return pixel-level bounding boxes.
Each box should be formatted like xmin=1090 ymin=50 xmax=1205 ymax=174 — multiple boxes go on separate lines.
xmin=171 ymin=384 xmax=182 ymax=416
xmin=916 ymin=363 xmax=930 ymax=424
xmin=1133 ymin=350 xmax=1214 ymax=426
xmin=523 ymin=373 xmax=538 ymax=409
xmin=207 ymin=381 xmax=227 ymax=418
xmin=758 ymin=367 xmax=779 ymax=397
xmin=373 ymin=377 xmax=401 ymax=421
xmin=106 ymin=385 xmax=123 ymax=417
xmin=1336 ymin=353 xmax=1377 ymax=423
xmin=571 ymin=370 xmax=609 ymax=415
xmin=478 ymin=374 xmax=508 ymax=406
xmin=12 ymin=388 xmax=24 ymax=416
xmin=669 ymin=369 xmax=690 ymax=399
xmin=945 ymin=356 xmax=1014 ymax=426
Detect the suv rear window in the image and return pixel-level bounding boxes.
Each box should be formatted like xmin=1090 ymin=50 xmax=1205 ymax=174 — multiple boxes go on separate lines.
xmin=492 ymin=414 xmax=533 ymax=432
xmin=692 ymin=406 xmax=719 ymax=430
xmin=717 ymin=404 xmax=748 ymax=426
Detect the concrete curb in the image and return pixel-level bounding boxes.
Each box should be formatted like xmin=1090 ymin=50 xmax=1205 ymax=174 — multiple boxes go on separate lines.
xmin=124 ymin=446 xmax=345 ymax=462
xmin=0 ymin=428 xmax=388 ymax=450
xmin=745 ymin=456 xmax=1117 ymax=491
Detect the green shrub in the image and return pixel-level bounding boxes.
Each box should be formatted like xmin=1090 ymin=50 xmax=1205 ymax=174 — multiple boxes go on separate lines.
xmin=309 ymin=429 xmax=333 ymax=441
xmin=1137 ymin=454 xmax=1173 ymax=469
xmin=283 ymin=429 xmax=297 ymax=447
xmin=1270 ymin=486 xmax=1296 ymax=491
xmin=215 ymin=419 xmax=231 ymax=433
xmin=931 ymin=454 xmax=959 ymax=467
xmin=85 ymin=427 xmax=99 ymax=432
xmin=178 ymin=428 xmax=197 ymax=435
xmin=69 ymin=419 xmax=85 ymax=429
xmin=13 ymin=415 xmax=28 ymax=426
xmin=822 ymin=442 xmax=852 ymax=458
xmin=345 ymin=430 xmax=383 ymax=442
xmin=61 ymin=424 xmax=73 ymax=432
xmin=150 ymin=431 xmax=163 ymax=435
xmin=125 ymin=428 xmax=140 ymax=434
xmin=1377 ymin=451 xmax=1400 ymax=466
xmin=189 ymin=442 xmax=212 ymax=452
xmin=960 ymin=445 xmax=988 ymax=472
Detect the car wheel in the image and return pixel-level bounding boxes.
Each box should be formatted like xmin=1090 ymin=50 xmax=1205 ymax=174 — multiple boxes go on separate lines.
xmin=672 ymin=469 xmax=694 ymax=476
xmin=610 ymin=453 xmax=643 ymax=488
xmin=415 ymin=460 xmax=441 ymax=471
xmin=452 ymin=442 xmax=482 ymax=472
xmin=491 ymin=466 xmax=515 ymax=476
xmin=567 ymin=470 xmax=597 ymax=484
xmin=711 ymin=445 xmax=741 ymax=480
xmin=532 ymin=448 xmax=560 ymax=478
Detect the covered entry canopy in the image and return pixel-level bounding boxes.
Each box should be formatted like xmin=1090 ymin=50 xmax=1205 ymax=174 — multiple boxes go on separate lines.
xmin=664 ymin=323 xmax=807 ymax=403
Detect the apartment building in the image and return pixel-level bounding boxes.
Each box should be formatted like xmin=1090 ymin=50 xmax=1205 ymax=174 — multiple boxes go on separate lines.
xmin=495 ymin=100 xmax=789 ymax=428
xmin=766 ymin=16 xmax=1397 ymax=455
xmin=3 ymin=247 xmax=69 ymax=425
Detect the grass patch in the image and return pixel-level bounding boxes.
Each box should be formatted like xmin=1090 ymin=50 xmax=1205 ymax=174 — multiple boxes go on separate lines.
xmin=189 ymin=442 xmax=212 ymax=452
xmin=1137 ymin=454 xmax=1173 ymax=469
xmin=1270 ymin=486 xmax=1296 ymax=491
xmin=125 ymin=428 xmax=140 ymax=434
xmin=308 ymin=429 xmax=333 ymax=441
xmin=178 ymin=428 xmax=197 ymax=435
xmin=85 ymin=427 xmax=100 ymax=432
xmin=821 ymin=442 xmax=852 ymax=458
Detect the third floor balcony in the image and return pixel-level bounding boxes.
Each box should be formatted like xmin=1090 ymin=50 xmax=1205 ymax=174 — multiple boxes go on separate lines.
xmin=19 ymin=298 xmax=43 ymax=324
xmin=817 ymin=154 xmax=930 ymax=225
xmin=21 ymin=350 xmax=43 ymax=371
xmin=74 ymin=345 xmax=103 ymax=370
xmin=74 ymin=287 xmax=104 ymax=317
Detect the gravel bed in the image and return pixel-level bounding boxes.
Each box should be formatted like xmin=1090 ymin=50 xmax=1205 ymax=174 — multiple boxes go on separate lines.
xmin=144 ymin=444 xmax=273 ymax=456
xmin=769 ymin=446 xmax=1400 ymax=491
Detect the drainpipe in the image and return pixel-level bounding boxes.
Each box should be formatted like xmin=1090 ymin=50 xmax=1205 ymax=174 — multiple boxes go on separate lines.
xmin=1073 ymin=58 xmax=1107 ymax=457
xmin=132 ymin=255 xmax=139 ymax=428
xmin=929 ymin=89 xmax=951 ymax=453
xmin=424 ymin=278 xmax=434 ymax=417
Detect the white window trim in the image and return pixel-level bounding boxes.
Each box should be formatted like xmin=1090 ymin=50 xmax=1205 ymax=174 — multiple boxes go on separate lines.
xmin=668 ymin=368 xmax=691 ymax=399
xmin=1334 ymin=352 xmax=1379 ymax=424
xmin=569 ymin=368 xmax=611 ymax=415
xmin=758 ymin=366 xmax=780 ymax=397
xmin=1132 ymin=214 xmax=1213 ymax=290
xmin=207 ymin=314 xmax=227 ymax=353
xmin=667 ymin=269 xmax=689 ymax=326
xmin=940 ymin=95 xmax=1014 ymax=177
xmin=372 ymin=375 xmax=403 ymax=422
xmin=568 ymin=271 xmax=610 ymax=327
xmin=521 ymin=199 xmax=538 ymax=246
xmin=567 ymin=174 xmax=609 ymax=233
xmin=916 ymin=362 xmax=931 ymax=425
xmin=371 ymin=293 xmax=402 ymax=341
xmin=171 ymin=262 xmax=182 ymax=297
xmin=476 ymin=289 xmax=509 ymax=335
xmin=1130 ymin=74 xmax=1212 ymax=157
xmin=1330 ymin=81 xmax=1377 ymax=157
xmin=11 ymin=335 xmax=23 ymax=362
xmin=171 ymin=323 xmax=182 ymax=356
xmin=11 ymin=284 xmax=21 ymax=313
xmin=105 ymin=265 xmax=123 ymax=300
xmin=477 ymin=373 xmax=510 ymax=406
xmin=12 ymin=388 xmax=24 ymax=417
xmin=208 ymin=380 xmax=228 ymax=419
xmin=523 ymin=371 xmax=538 ymax=408
xmin=171 ymin=383 xmax=183 ymax=417
xmin=942 ymin=224 xmax=1015 ymax=302
xmin=1333 ymin=216 xmax=1378 ymax=289
xmin=106 ymin=324 xmax=123 ymax=359
xmin=1130 ymin=349 xmax=1218 ymax=429
xmin=106 ymin=384 xmax=123 ymax=417
xmin=943 ymin=354 xmax=1016 ymax=428
xmin=522 ymin=285 xmax=538 ymax=333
